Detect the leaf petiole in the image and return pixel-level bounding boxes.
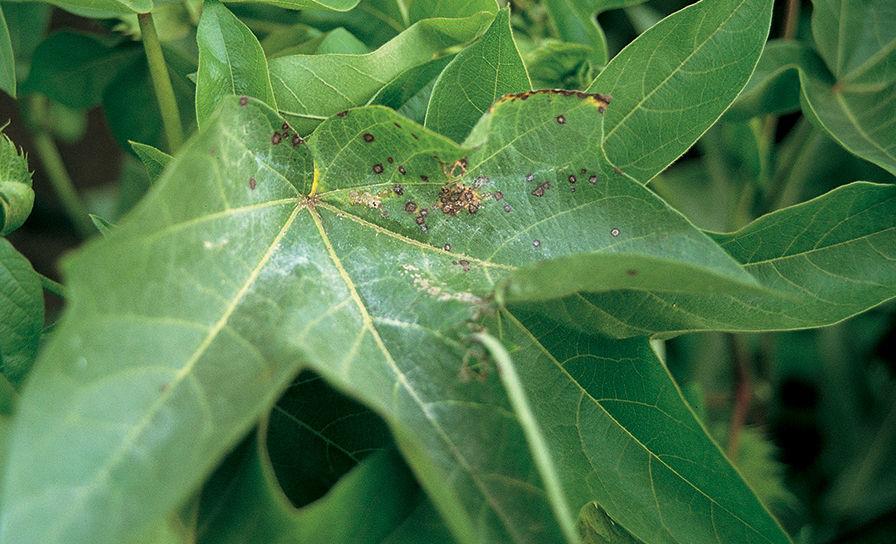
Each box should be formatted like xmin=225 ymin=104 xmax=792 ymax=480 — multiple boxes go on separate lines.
xmin=138 ymin=12 xmax=184 ymax=153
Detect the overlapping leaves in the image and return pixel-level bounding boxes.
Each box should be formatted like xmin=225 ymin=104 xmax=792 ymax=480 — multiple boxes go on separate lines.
xmin=6 ymin=86 xmax=890 ymax=544
xmin=2 ymin=2 xmax=895 ymax=544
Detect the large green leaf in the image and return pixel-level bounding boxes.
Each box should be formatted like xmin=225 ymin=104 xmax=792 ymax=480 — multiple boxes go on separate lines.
xmin=0 ymin=129 xmax=33 ymax=236
xmin=425 ymin=8 xmax=530 ymax=143
xmin=493 ymin=311 xmax=791 ymax=544
xmin=196 ymin=1 xmax=277 ymax=127
xmin=802 ymin=0 xmax=896 ymax=174
xmin=0 ymin=239 xmax=43 ymax=386
xmin=505 ymin=182 xmax=896 ymax=337
xmin=811 ymin=0 xmax=896 ymax=88
xmin=0 ymin=7 xmax=15 ymax=98
xmin=4 ymin=92 xmax=879 ymax=544
xmin=586 ymin=0 xmax=773 ymax=183
xmin=720 ymin=2 xmax=896 ymax=174
xmin=269 ymin=11 xmax=493 ymax=133
xmin=543 ymin=0 xmax=647 ymax=67
xmin=22 ymin=32 xmax=141 ymax=109
xmin=226 ymin=0 xmax=360 ymax=10
xmin=1 ymin=4 xmax=51 ymax=83
xmin=26 ymin=0 xmax=152 ymax=18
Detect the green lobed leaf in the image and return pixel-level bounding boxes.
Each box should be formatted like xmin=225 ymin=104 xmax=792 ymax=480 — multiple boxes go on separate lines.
xmin=801 ymin=0 xmax=896 ymax=174
xmin=0 ymin=7 xmax=15 ymax=98
xmin=425 ymin=8 xmax=530 ymax=143
xmin=196 ymin=1 xmax=277 ymax=127
xmin=0 ymin=130 xmax=33 ymax=236
xmin=268 ymin=11 xmax=493 ymax=134
xmin=0 ymin=239 xmax=43 ymax=386
xmin=810 ymin=0 xmax=896 ymax=88
xmin=493 ymin=314 xmax=791 ymax=544
xmin=22 ymin=32 xmax=142 ymax=109
xmin=506 ymin=182 xmax=896 ymax=337
xmin=586 ymin=0 xmax=773 ymax=183
xmin=799 ymin=70 xmax=896 ymax=176
xmin=4 ymin=91 xmax=880 ymax=544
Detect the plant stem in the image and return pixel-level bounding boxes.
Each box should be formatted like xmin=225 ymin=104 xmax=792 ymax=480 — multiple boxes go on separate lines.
xmin=30 ymin=130 xmax=94 ymax=238
xmin=38 ymin=273 xmax=66 ymax=298
xmin=726 ymin=334 xmax=753 ymax=459
xmin=782 ymin=0 xmax=801 ymax=40
xmin=138 ymin=12 xmax=184 ymax=153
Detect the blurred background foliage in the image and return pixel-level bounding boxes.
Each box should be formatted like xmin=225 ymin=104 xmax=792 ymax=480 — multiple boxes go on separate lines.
xmin=0 ymin=1 xmax=893 ymax=542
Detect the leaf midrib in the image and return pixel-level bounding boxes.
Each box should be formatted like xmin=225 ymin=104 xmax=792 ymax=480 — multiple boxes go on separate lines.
xmin=308 ymin=205 xmax=533 ymax=544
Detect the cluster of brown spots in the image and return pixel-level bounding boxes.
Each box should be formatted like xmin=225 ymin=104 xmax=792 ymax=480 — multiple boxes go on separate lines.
xmin=455 ymin=259 xmax=471 ymax=272
xmin=387 ymin=156 xmax=394 ymax=163
xmin=393 ymin=184 xmax=404 ymax=195
xmin=493 ymin=191 xmax=504 ymax=201
xmin=626 ymin=269 xmax=638 ymax=276
xmin=372 ymin=163 xmax=384 ymax=174
xmin=272 ymin=123 xmax=304 ymax=147
xmin=337 ymin=110 xmax=348 ymax=118
xmin=404 ymin=201 xmax=429 ymax=230
xmin=495 ymin=89 xmax=612 ymax=113
xmin=239 ymin=96 xmax=249 ymax=106
xmin=420 ymin=175 xmax=429 ymax=182
xmin=437 ymin=183 xmax=482 ymax=216
xmin=248 ymin=177 xmax=257 ymax=190
xmin=362 ymin=133 xmax=375 ymax=143
xmin=531 ymin=181 xmax=550 ymax=197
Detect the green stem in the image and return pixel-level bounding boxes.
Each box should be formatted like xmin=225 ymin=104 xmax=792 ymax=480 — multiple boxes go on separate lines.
xmin=138 ymin=12 xmax=184 ymax=153
xmin=38 ymin=272 xmax=66 ymax=298
xmin=30 ymin=130 xmax=94 ymax=238
xmin=726 ymin=334 xmax=753 ymax=460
